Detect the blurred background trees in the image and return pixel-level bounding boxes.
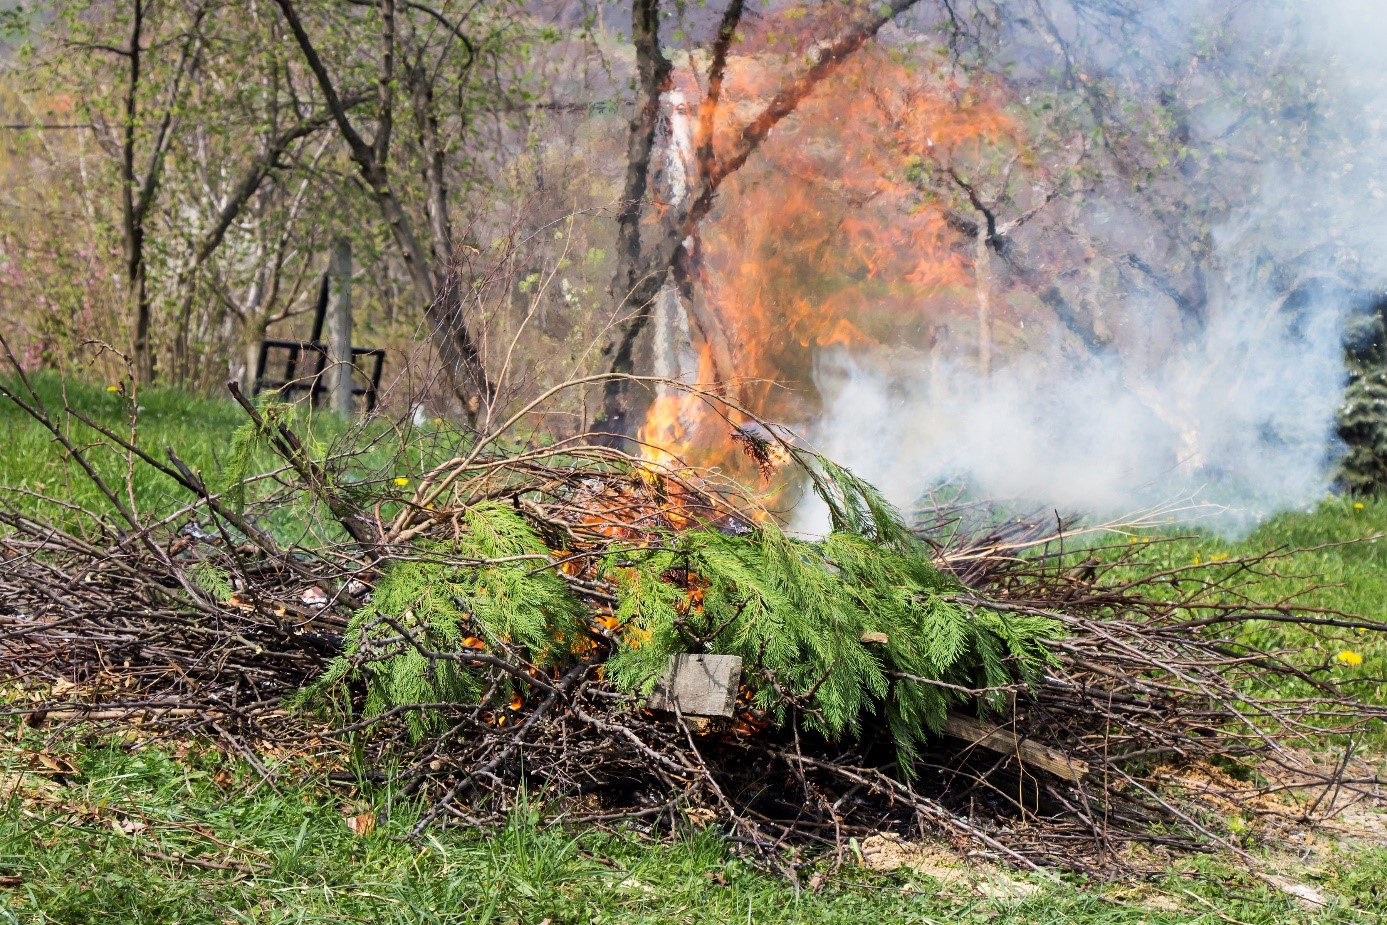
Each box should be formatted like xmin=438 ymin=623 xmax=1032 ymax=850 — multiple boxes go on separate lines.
xmin=2 ymin=0 xmax=1384 ymax=484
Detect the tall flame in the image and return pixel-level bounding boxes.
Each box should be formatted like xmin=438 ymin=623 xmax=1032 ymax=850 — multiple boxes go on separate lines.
xmin=638 ymin=31 xmax=1022 ymax=478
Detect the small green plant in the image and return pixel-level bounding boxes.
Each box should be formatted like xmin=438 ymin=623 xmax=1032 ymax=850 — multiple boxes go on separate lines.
xmin=189 ymin=560 xmax=233 ymax=601
xmin=220 ymin=391 xmax=297 ymax=513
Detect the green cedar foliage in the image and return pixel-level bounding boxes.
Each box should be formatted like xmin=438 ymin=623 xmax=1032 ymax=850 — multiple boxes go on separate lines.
xmin=603 ymin=526 xmax=1059 ymax=764
xmin=299 ymin=502 xmax=586 ymax=739
xmin=605 ymin=460 xmax=1057 ymax=765
xmin=221 ymin=393 xmax=296 ymax=514
xmin=299 ymin=458 xmax=1060 ymax=762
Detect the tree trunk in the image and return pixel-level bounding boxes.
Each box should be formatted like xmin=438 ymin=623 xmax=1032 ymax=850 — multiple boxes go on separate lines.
xmin=595 ymin=0 xmax=672 ymax=444
xmin=123 ymin=0 xmax=153 ymax=383
xmin=598 ymin=0 xmax=926 ymax=441
xmin=269 ymin=0 xmax=492 ymax=422
xmin=129 ymin=244 xmax=154 ymax=384
xmin=974 ymin=225 xmax=993 ymax=380
xmin=241 ymin=317 xmax=269 ymax=392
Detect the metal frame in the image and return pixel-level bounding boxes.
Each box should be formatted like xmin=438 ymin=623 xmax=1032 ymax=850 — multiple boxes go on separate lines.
xmin=251 ymin=275 xmax=386 ymax=413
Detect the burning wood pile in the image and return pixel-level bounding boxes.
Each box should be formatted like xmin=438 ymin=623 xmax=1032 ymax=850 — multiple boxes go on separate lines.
xmin=2 ymin=364 xmax=1385 ymax=876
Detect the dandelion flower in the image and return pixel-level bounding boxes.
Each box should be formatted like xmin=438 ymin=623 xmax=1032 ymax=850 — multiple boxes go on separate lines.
xmin=105 ymin=384 xmax=120 ymax=393
xmin=1337 ymin=650 xmax=1364 ymax=666
xmin=393 ymin=477 xmax=409 ymax=487
xmin=1355 ymin=502 xmax=1366 ymax=510
xmin=1193 ymin=555 xmax=1202 ymax=565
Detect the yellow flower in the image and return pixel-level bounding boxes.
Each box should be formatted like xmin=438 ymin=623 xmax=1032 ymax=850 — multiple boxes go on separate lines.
xmin=1210 ymin=553 xmax=1229 ymax=562
xmin=105 ymin=384 xmax=120 ymax=393
xmin=432 ymin=417 xmax=443 ymax=425
xmin=1337 ymin=650 xmax=1364 ymax=666
xmin=393 ymin=477 xmax=410 ymax=487
xmin=1193 ymin=555 xmax=1202 ymax=565
xmin=1355 ymin=502 xmax=1365 ymax=510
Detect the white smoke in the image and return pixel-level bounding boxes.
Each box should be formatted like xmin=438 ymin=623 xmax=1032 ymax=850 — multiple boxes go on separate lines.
xmin=798 ymin=0 xmax=1387 ymax=535
xmin=805 ymin=290 xmax=1348 ymax=532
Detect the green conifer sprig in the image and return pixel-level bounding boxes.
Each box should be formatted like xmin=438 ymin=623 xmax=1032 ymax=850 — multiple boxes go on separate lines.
xmin=221 ymin=392 xmax=295 ymax=514
xmin=298 ymin=452 xmax=1060 ymax=763
xmin=298 ymin=502 xmax=585 ymax=738
xmin=602 ymin=523 xmax=1057 ymax=766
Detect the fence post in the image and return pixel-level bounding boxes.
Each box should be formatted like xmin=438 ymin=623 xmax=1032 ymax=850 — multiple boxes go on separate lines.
xmin=328 ymin=238 xmax=354 ymax=416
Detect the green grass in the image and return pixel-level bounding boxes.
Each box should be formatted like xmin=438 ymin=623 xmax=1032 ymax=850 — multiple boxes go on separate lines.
xmin=1094 ymin=498 xmax=1387 ymax=706
xmin=0 ymin=375 xmax=249 ymax=523
xmin=0 ymin=737 xmax=1381 ymax=924
xmin=0 ymin=373 xmax=474 ymax=539
xmin=1113 ymin=495 xmax=1387 ymax=624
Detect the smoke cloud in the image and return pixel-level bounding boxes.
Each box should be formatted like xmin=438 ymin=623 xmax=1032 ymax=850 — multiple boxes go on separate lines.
xmin=798 ymin=0 xmax=1387 ymax=535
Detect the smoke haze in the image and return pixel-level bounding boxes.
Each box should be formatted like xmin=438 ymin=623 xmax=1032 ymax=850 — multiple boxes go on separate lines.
xmin=799 ymin=0 xmax=1387 ymax=534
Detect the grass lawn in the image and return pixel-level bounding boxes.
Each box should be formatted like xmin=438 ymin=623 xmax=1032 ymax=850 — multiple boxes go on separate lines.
xmin=0 ymin=373 xmax=472 ymax=540
xmin=0 ymin=740 xmax=1383 ymax=924
xmin=1091 ymin=497 xmax=1387 ymax=715
xmin=3 ymin=376 xmax=1387 ymax=923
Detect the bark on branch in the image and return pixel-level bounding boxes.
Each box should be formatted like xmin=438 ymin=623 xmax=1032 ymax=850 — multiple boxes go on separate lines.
xmin=600 ymin=0 xmax=926 ymax=438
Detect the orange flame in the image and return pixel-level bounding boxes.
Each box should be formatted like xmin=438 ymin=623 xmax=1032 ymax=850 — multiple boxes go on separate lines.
xmin=637 ymin=33 xmax=1022 ymax=473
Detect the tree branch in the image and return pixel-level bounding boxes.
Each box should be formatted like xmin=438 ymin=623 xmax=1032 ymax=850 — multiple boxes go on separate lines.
xmin=270 ymin=0 xmax=377 ymax=169
xmin=136 ymin=4 xmax=209 ymax=224
xmin=609 ymin=0 xmax=672 ymax=308
xmin=694 ymin=0 xmax=744 ymax=180
xmin=641 ymin=0 xmax=928 ymax=318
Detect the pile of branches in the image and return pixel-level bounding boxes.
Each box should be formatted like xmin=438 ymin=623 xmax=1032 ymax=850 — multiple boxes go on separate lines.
xmin=2 ymin=363 xmax=1386 ymax=877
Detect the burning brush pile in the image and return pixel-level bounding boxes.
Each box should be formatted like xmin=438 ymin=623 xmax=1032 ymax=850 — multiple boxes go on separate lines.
xmin=2 ymin=369 xmax=1386 ymax=876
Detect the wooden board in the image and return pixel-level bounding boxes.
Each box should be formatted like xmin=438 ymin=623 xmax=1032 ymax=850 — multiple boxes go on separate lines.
xmin=647 ymin=654 xmax=743 ymax=718
xmin=941 ymin=713 xmax=1089 ymax=782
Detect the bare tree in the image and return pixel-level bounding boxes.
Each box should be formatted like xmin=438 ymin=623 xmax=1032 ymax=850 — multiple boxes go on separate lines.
xmin=269 ymin=0 xmax=525 ymax=420
xmin=106 ymin=0 xmax=209 ymax=383
xmin=598 ymin=0 xmax=928 ymax=440
xmin=40 ymin=0 xmax=353 ymax=384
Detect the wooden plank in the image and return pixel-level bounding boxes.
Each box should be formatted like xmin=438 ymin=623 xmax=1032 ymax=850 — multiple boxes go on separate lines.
xmin=941 ymin=713 xmax=1089 ymax=782
xmin=328 ymin=238 xmax=355 ymax=416
xmin=647 ymin=654 xmax=742 ymax=718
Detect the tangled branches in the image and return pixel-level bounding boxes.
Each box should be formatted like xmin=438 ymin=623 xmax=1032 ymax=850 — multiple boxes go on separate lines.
xmin=1 ymin=355 xmax=1385 ymax=877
